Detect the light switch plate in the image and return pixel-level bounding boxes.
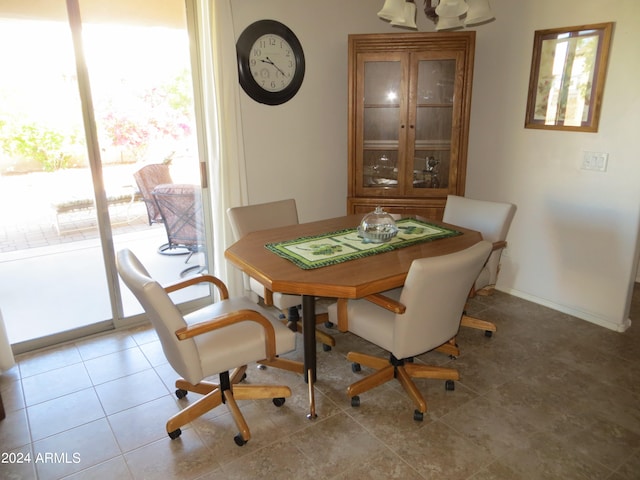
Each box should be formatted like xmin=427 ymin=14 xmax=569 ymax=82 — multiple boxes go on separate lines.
xmin=582 ymin=151 xmax=608 ymax=172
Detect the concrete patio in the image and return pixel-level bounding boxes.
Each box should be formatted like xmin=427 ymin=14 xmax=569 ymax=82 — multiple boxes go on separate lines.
xmin=0 ymin=167 xmax=208 ymax=349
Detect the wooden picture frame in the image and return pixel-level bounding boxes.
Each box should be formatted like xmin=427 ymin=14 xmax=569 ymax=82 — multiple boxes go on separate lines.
xmin=525 ymin=22 xmax=614 ymax=132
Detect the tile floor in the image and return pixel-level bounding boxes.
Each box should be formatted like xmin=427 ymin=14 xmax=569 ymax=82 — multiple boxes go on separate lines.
xmin=1 ymin=285 xmax=639 ymax=480
xmin=1 ymin=227 xmax=208 ymax=347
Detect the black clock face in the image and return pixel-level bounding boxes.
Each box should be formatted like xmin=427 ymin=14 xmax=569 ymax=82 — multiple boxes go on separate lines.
xmin=236 ymin=20 xmax=305 ymax=105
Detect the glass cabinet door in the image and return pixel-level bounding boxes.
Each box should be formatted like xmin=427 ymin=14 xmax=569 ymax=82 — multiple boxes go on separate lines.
xmin=406 ymin=51 xmax=464 ymax=196
xmin=347 ymin=32 xmax=475 ymax=219
xmin=356 ymin=53 xmax=407 ymax=195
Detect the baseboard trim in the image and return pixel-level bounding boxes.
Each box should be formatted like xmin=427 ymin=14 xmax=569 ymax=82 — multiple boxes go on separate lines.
xmin=497 ymin=287 xmax=631 ymax=333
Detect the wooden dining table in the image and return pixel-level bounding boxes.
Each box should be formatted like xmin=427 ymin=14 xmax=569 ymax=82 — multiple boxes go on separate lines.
xmin=224 ymin=214 xmax=482 ymax=416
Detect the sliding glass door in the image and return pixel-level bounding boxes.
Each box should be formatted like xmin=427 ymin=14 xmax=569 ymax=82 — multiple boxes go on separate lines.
xmin=0 ymin=0 xmax=211 ymax=348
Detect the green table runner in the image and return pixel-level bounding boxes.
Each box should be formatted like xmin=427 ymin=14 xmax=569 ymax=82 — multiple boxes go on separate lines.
xmin=265 ymin=218 xmax=461 ymax=269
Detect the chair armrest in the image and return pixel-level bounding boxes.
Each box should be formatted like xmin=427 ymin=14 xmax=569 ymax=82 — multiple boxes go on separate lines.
xmin=336 ymin=293 xmax=406 ymax=333
xmin=336 ymin=298 xmax=348 ymax=332
xmin=364 ymin=293 xmax=406 ymax=314
xmin=174 ymin=309 xmax=278 ymax=359
xmin=164 ymin=274 xmax=229 ymax=299
xmin=263 ymin=288 xmax=274 ymax=306
xmin=492 ymin=240 xmax=507 ymax=251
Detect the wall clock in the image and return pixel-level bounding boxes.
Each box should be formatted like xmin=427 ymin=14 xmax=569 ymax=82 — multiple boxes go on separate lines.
xmin=236 ymin=19 xmax=305 ymax=105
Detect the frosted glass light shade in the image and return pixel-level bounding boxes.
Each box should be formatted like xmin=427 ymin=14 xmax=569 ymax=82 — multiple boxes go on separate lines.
xmin=436 ymin=14 xmax=464 ymax=31
xmin=435 ymin=0 xmax=469 ymax=18
xmin=390 ymin=2 xmax=418 ymax=29
xmin=464 ymin=0 xmax=494 ymax=25
xmin=377 ymin=0 xmax=405 ymax=21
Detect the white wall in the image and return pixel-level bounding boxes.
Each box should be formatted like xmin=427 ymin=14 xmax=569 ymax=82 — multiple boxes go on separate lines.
xmin=230 ymin=0 xmax=419 ymax=223
xmin=467 ymin=0 xmax=640 ymax=331
xmin=230 ymin=0 xmax=640 ymax=331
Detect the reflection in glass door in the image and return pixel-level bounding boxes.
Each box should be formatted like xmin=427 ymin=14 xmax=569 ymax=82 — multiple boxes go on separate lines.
xmin=360 ymin=56 xmax=404 ymax=194
xmin=77 ymin=0 xmax=209 ymax=318
xmin=410 ymin=57 xmax=456 ymax=192
xmin=0 ymin=0 xmax=210 ymax=348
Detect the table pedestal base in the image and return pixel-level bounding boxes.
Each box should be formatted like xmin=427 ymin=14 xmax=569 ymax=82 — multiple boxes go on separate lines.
xmin=302 ymin=295 xmax=317 ymax=418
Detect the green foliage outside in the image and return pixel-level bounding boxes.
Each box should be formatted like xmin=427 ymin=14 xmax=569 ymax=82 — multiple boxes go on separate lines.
xmin=99 ymin=69 xmax=194 ymax=164
xmin=0 ymin=70 xmax=194 ymax=172
xmin=0 ymin=120 xmax=82 ymax=172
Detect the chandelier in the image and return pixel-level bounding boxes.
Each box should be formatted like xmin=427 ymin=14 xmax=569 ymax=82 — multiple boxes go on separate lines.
xmin=378 ymin=0 xmax=494 ymax=31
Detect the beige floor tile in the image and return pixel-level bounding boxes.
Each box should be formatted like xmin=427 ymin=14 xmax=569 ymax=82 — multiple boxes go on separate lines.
xmin=17 ymin=343 xmax=83 ymax=378
xmin=488 ymin=430 xmax=613 ymax=479
xmin=21 ymin=362 xmax=92 ymax=406
xmin=75 ymin=330 xmax=139 ymax=361
xmin=138 ymin=339 xmax=168 ymax=367
xmin=83 ymin=347 xmax=152 ymax=385
xmin=610 ymin=448 xmax=640 ymax=480
xmin=32 ymin=418 xmax=121 ymax=479
xmin=0 ymin=377 xmax=25 ymax=412
xmin=108 ymin=394 xmax=184 ymax=452
xmin=94 ymin=368 xmax=169 ymax=415
xmin=0 ymin=407 xmax=31 ymax=452
xmin=391 ymin=420 xmax=494 ymax=480
xmin=215 ymin=438 xmax=322 ymax=480
xmin=0 ymin=444 xmax=37 ymax=480
xmin=291 ymin=412 xmax=388 ymax=478
xmin=64 ymin=456 xmax=134 ymax=480
xmin=1 ymin=284 xmax=637 ymax=479
xmin=440 ymin=395 xmax=539 ymax=458
xmin=124 ymin=428 xmax=220 ymax=480
xmin=27 ymin=387 xmax=105 ymax=441
xmin=332 ymin=447 xmax=424 ymax=480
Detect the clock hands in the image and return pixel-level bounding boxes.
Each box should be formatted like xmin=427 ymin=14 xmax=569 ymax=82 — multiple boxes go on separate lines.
xmin=260 ymin=56 xmax=288 ymax=77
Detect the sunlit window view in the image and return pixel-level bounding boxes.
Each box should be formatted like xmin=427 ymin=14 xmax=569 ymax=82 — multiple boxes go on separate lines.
xmin=535 ymin=31 xmax=599 ymax=127
xmin=0 ymin=1 xmax=208 ymax=346
xmin=0 ymin=19 xmax=195 ymax=178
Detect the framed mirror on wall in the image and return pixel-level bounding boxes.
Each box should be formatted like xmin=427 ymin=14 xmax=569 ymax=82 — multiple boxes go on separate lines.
xmin=525 ymin=22 xmax=614 ymax=132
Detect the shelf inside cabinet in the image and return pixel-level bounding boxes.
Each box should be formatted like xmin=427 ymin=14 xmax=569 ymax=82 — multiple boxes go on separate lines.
xmin=416 ymin=103 xmax=453 ymax=108
xmin=363 ymin=140 xmax=398 ymax=149
xmin=364 ymin=103 xmax=400 ymax=108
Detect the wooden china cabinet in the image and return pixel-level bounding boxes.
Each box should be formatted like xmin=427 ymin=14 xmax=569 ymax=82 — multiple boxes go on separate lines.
xmin=347 ymin=32 xmax=475 ymax=220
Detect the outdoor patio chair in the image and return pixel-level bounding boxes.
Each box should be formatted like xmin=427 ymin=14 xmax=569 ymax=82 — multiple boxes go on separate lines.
xmin=152 ymin=184 xmax=206 ymax=277
xmin=133 ymin=163 xmax=172 ymax=225
xmin=133 ymin=163 xmax=184 ymax=255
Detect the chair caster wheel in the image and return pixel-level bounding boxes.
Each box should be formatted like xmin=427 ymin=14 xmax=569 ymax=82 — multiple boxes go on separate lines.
xmin=351 ymin=362 xmax=361 ymax=373
xmin=445 ymin=380 xmax=455 ymax=391
xmin=175 ymin=389 xmax=188 ymax=399
xmin=272 ymin=397 xmax=286 ymax=407
xmin=484 ymin=330 xmax=493 ymax=338
xmin=413 ymin=410 xmax=424 ymax=422
xmin=234 ymin=434 xmax=247 ymax=446
xmin=322 ymin=344 xmax=332 ymax=352
xmin=351 ymin=396 xmax=360 ymax=407
xmin=324 ymin=321 xmax=334 ymax=328
xmin=168 ymin=428 xmax=182 ymax=439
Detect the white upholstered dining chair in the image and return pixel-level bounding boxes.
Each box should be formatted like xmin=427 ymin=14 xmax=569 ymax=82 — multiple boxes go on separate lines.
xmin=227 ymin=199 xmax=336 ymax=350
xmin=116 ymin=249 xmax=302 ymax=446
xmin=442 ymin=195 xmax=516 ymax=337
xmin=328 ymin=241 xmax=492 ymax=420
